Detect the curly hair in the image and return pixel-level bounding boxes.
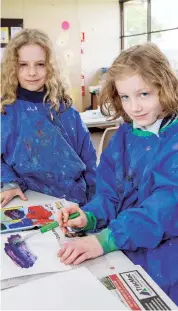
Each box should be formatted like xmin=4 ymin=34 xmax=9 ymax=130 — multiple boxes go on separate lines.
xmin=1 ymin=28 xmax=72 ymax=113
xmin=100 ymin=43 xmax=178 ymax=121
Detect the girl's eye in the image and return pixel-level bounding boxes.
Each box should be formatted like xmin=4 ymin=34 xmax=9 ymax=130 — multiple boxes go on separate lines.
xmin=19 ymin=63 xmax=27 ymax=67
xmin=141 ymin=92 xmax=149 ymax=97
xmin=120 ymin=95 xmax=129 ymax=101
xmin=37 ymin=63 xmax=45 ymax=67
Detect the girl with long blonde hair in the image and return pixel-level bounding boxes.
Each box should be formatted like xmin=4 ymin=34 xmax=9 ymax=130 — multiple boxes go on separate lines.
xmin=57 ymin=43 xmax=178 ymax=305
xmin=1 ymin=28 xmax=96 ymax=207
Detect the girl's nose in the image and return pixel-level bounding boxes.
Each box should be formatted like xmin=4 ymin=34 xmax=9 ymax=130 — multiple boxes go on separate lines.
xmin=131 ymin=99 xmax=142 ymax=112
xmin=28 ymin=66 xmax=37 ymax=76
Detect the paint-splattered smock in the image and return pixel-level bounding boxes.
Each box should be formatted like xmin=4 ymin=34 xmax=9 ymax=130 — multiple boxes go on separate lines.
xmin=82 ymin=117 xmax=178 ymax=304
xmin=1 ymin=87 xmax=96 ymax=206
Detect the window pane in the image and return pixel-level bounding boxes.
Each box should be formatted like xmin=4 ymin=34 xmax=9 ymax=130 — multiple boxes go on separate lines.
xmin=151 ymin=0 xmax=178 ymax=31
xmin=151 ymin=29 xmax=178 ymax=71
xmin=124 ymin=34 xmax=147 ymax=49
xmin=124 ymin=0 xmax=147 ymax=35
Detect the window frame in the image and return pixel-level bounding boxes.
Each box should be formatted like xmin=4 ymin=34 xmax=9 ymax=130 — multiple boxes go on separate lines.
xmin=119 ymin=0 xmax=178 ymax=50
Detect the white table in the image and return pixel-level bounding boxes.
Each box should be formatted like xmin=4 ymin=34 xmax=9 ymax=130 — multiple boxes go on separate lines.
xmin=2 ymin=191 xmax=177 ymax=311
xmin=82 ymin=117 xmax=118 ymax=128
xmin=2 ymin=190 xmax=134 ymax=290
xmin=80 ymin=110 xmax=121 ymax=128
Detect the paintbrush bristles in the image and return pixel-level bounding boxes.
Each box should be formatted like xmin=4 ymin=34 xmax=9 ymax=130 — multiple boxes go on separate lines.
xmin=12 ymin=231 xmax=39 ymax=246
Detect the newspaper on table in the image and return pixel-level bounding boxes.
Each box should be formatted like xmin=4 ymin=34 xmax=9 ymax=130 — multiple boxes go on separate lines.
xmin=100 ymin=265 xmax=178 ymax=311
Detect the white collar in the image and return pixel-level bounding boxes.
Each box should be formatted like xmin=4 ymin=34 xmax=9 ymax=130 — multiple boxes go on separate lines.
xmin=133 ymin=118 xmax=163 ymax=136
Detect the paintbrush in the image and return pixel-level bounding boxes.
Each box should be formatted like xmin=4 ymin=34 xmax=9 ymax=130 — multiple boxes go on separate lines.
xmin=12 ymin=212 xmax=80 ymax=246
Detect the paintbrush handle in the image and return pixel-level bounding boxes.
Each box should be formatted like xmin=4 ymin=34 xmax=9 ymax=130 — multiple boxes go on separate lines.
xmin=40 ymin=212 xmax=80 ymax=233
xmin=40 ymin=221 xmax=59 ymax=233
xmin=24 ymin=231 xmax=40 ymax=240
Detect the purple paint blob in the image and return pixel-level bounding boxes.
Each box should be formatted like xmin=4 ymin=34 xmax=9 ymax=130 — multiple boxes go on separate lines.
xmin=5 ymin=209 xmax=25 ymax=220
xmin=4 ymin=234 xmax=37 ymax=268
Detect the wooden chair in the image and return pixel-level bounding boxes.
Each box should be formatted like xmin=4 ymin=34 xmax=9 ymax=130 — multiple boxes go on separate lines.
xmin=97 ymin=126 xmax=118 ymax=164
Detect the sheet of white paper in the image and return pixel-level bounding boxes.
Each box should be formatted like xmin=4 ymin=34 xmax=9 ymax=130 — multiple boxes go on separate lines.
xmin=1 ymin=227 xmax=71 ymax=280
xmin=1 ymin=272 xmax=55 ymax=290
xmin=1 ymin=267 xmax=127 ymax=310
xmin=10 ymin=27 xmax=22 ymax=38
xmin=1 ymin=27 xmax=9 ymax=44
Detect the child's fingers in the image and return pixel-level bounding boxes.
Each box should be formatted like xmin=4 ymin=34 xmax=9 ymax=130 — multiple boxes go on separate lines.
xmin=1 ymin=189 xmax=27 ymax=208
xmin=1 ymin=196 xmax=11 ymax=207
xmin=73 ymin=252 xmax=89 ymax=265
xmin=57 ymin=204 xmax=83 ymax=228
xmin=1 ymin=194 xmax=4 ymax=203
xmin=57 ymin=209 xmax=70 ymax=226
xmin=57 ymin=243 xmax=68 ymax=257
xmin=1 ymin=191 xmax=13 ymax=207
xmin=62 ymin=208 xmax=70 ymax=223
xmin=65 ymin=217 xmax=83 ymax=228
xmin=57 ymin=210 xmax=65 ymax=226
xmin=65 ymin=204 xmax=80 ymax=214
xmin=17 ymin=190 xmax=28 ymax=201
xmin=59 ymin=246 xmax=74 ymax=263
xmin=61 ymin=227 xmax=68 ymax=234
xmin=62 ymin=249 xmax=80 ymax=265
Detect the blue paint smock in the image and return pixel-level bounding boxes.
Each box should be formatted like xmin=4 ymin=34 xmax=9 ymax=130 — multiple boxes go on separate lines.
xmin=1 ymin=87 xmax=96 ymax=206
xmin=82 ymin=118 xmax=178 ymax=304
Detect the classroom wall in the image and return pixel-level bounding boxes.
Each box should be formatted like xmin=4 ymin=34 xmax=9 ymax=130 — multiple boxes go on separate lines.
xmin=1 ymin=0 xmax=120 ymax=111
xmin=77 ymin=0 xmax=120 ymax=109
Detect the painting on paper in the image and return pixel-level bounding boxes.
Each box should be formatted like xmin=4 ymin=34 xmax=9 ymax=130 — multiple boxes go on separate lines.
xmin=0 ymin=201 xmax=64 ymax=234
xmin=1 ymin=227 xmax=71 ymax=280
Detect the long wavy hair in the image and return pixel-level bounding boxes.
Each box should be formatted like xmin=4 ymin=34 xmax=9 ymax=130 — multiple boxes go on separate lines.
xmin=100 ymin=43 xmax=178 ymax=121
xmin=1 ymin=28 xmax=72 ymax=113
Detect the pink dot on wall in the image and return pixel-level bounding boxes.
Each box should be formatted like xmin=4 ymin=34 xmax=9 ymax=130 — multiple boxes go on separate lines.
xmin=61 ymin=21 xmax=70 ymax=30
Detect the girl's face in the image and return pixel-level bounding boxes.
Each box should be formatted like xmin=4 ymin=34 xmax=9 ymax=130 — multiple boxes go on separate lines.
xmin=115 ymin=74 xmax=165 ymax=127
xmin=18 ymin=44 xmax=47 ymax=92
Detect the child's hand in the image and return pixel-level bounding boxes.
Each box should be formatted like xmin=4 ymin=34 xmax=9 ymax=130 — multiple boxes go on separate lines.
xmin=57 ymin=204 xmax=87 ymax=234
xmin=1 ymin=189 xmax=28 ymax=207
xmin=57 ymin=235 xmax=104 ymax=265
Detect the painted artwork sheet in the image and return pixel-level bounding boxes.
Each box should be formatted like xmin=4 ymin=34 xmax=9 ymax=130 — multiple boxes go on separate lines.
xmin=1 ymin=200 xmax=67 ymax=234
xmin=1 ymin=226 xmax=71 ymax=280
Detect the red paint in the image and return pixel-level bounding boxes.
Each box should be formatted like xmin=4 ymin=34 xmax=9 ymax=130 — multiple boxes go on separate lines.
xmin=26 ymin=205 xmax=53 ymax=225
xmin=37 ymin=130 xmax=44 ymax=137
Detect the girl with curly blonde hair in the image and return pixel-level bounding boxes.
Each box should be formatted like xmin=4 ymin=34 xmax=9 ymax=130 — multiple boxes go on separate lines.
xmin=57 ymin=43 xmax=178 ymax=305
xmin=1 ymin=28 xmax=96 ymax=207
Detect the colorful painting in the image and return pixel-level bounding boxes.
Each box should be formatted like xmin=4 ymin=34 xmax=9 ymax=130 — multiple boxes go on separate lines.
xmin=1 ymin=203 xmax=58 ymax=234
xmin=4 ymin=234 xmax=37 ymax=268
xmin=1 ymin=226 xmax=71 ymax=280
